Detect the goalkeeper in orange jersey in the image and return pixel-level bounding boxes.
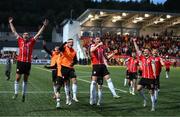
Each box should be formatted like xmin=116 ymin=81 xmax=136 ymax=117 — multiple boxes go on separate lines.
xmin=44 ymin=44 xmax=71 ymax=109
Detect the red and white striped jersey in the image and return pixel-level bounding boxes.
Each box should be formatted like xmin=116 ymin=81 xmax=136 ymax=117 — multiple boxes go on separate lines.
xmin=127 ymin=57 xmax=139 ymax=73
xmin=17 ymin=37 xmax=36 ymax=63
xmin=164 ymin=60 xmax=172 ymax=69
xmin=90 ymin=44 xmax=105 ymax=65
xmin=139 ymin=55 xmax=155 ymax=79
xmin=152 ymin=56 xmax=162 ymax=77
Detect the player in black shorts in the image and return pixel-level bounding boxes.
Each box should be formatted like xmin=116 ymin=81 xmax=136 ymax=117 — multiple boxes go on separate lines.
xmin=90 ymin=37 xmax=120 ymax=106
xmin=128 ymin=72 xmax=138 ymax=95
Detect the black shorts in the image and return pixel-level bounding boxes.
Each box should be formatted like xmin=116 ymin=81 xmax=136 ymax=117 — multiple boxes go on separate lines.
xmin=154 ymin=76 xmax=160 ymax=89
xmin=61 ymin=65 xmax=76 ymax=79
xmin=16 ymin=61 xmax=31 ymax=75
xmin=138 ymin=78 xmax=155 ymax=90
xmin=52 ymin=69 xmax=57 ymax=82
xmin=92 ymin=64 xmax=109 ymax=77
xmin=126 ymin=70 xmax=129 ymax=79
xmin=129 ymin=72 xmax=137 ymax=80
xmin=166 ymin=68 xmax=170 ymax=72
xmin=138 ymin=70 xmax=142 ymax=77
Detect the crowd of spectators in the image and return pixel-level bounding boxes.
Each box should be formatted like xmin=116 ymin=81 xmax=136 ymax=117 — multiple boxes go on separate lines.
xmin=83 ymin=33 xmax=180 ymax=65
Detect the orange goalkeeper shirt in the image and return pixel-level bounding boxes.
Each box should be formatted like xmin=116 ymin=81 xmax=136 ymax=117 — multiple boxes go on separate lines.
xmin=61 ymin=46 xmax=76 ymax=68
xmin=50 ymin=51 xmax=59 ymax=66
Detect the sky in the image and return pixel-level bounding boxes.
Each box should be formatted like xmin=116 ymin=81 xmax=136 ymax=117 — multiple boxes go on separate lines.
xmin=122 ymin=0 xmax=167 ymax=4
xmin=152 ymin=0 xmax=166 ymax=4
xmin=94 ymin=0 xmax=167 ymax=4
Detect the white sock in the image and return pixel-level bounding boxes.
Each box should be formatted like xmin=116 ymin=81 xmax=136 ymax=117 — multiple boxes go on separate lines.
xmin=166 ymin=72 xmax=169 ymax=78
xmin=98 ymin=88 xmax=102 ymax=104
xmin=129 ymin=81 xmax=133 ymax=93
xmin=53 ymin=85 xmax=56 ymax=94
xmin=154 ymin=90 xmax=158 ymax=101
xmin=107 ymin=78 xmax=117 ymax=96
xmin=56 ymin=93 xmax=60 ymax=102
xmin=64 ymin=84 xmax=70 ymax=99
xmin=90 ymin=81 xmax=96 ymax=102
xmin=14 ymin=81 xmax=19 ymax=94
xmin=72 ymin=83 xmax=77 ymax=99
xmin=124 ymin=78 xmax=127 ymax=86
xmin=130 ymin=81 xmax=133 ymax=87
xmin=150 ymin=94 xmax=155 ymax=109
xmin=132 ymin=87 xmax=135 ymax=94
xmin=140 ymin=89 xmax=146 ymax=100
xmin=22 ymin=81 xmax=27 ymax=95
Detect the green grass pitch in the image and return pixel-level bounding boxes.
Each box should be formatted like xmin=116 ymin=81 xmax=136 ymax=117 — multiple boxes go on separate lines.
xmin=0 ymin=64 xmax=180 ymax=116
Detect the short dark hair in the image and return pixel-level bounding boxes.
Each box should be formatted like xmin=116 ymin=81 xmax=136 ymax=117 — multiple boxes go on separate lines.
xmin=143 ymin=48 xmax=150 ymax=51
xmin=68 ymin=38 xmax=73 ymax=41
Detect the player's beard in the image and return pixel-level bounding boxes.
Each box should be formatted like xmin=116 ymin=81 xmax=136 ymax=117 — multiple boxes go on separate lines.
xmin=153 ymin=53 xmax=158 ymax=57
xmin=24 ymin=37 xmax=29 ymax=41
xmin=144 ymin=53 xmax=149 ymax=57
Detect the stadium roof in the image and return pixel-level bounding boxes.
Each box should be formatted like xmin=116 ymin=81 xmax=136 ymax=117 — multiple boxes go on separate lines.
xmin=77 ymin=9 xmax=180 ymax=29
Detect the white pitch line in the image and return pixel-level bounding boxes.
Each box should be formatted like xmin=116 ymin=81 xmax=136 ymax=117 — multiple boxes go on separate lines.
xmin=34 ymin=66 xmax=128 ymax=93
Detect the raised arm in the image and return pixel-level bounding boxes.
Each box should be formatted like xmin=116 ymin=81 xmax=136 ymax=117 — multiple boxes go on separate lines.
xmin=43 ymin=40 xmax=52 ymax=56
xmin=34 ymin=19 xmax=49 ymax=40
xmin=133 ymin=38 xmax=141 ymax=56
xmin=59 ymin=42 xmax=67 ymax=52
xmin=90 ymin=42 xmax=103 ymax=52
xmin=9 ymin=17 xmax=19 ymax=38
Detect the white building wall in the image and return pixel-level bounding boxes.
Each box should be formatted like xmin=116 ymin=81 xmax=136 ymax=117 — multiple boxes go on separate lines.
xmin=63 ymin=20 xmax=81 ymax=42
xmin=52 ymin=27 xmax=63 ymax=42
xmin=63 ymin=20 xmax=85 ymax=60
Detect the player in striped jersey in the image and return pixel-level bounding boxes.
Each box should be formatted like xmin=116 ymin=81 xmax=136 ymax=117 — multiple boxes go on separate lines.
xmin=125 ymin=52 xmax=139 ymax=95
xmin=133 ymin=38 xmax=156 ymax=111
xmin=89 ymin=37 xmax=120 ymax=106
xmin=9 ymin=17 xmax=48 ymax=102
xmin=164 ymin=56 xmax=174 ymax=79
xmin=151 ymin=49 xmax=164 ymax=103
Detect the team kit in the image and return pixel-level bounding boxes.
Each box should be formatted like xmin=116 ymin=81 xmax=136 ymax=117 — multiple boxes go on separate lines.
xmin=8 ymin=17 xmax=174 ymax=112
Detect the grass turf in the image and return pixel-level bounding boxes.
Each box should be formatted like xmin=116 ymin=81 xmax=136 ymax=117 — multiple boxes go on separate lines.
xmin=0 ymin=64 xmax=180 ymax=116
